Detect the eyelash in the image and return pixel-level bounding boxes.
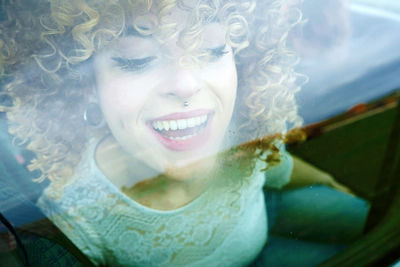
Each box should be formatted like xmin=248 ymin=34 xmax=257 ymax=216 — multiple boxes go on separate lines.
xmin=207 ymin=45 xmax=229 ymax=60
xmin=112 ymin=56 xmax=157 ymax=72
xmin=111 ymin=45 xmax=229 ymax=72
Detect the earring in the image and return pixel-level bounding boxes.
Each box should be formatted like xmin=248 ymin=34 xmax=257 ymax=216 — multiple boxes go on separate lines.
xmin=83 ymin=102 xmax=105 ymax=128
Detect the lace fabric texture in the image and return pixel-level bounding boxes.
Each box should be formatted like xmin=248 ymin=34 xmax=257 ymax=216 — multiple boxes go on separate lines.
xmin=37 ymin=142 xmax=292 ymax=266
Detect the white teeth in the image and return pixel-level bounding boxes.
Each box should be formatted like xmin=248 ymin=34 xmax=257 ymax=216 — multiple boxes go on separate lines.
xmin=168 ymin=133 xmax=199 ymax=140
xmin=177 ymin=119 xmax=187 ymax=130
xmin=170 ymin=120 xmax=178 ymax=130
xmin=163 ymin=121 xmax=170 ymax=131
xmin=187 ymin=118 xmax=195 ymax=127
xmin=151 ymin=114 xmax=209 ymax=132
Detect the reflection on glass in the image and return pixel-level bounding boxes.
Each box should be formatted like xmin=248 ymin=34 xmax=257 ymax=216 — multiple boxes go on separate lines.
xmin=0 ymin=0 xmax=377 ymax=266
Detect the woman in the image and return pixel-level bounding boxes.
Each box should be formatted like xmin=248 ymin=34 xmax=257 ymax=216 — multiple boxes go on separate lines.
xmin=0 ymin=0 xmax=351 ymax=266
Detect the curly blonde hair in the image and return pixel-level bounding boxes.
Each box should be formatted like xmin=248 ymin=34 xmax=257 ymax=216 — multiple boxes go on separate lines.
xmin=0 ymin=0 xmax=303 ymax=193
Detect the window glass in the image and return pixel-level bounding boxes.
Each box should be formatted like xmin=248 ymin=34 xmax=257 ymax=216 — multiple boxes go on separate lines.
xmin=0 ymin=0 xmax=399 ymax=266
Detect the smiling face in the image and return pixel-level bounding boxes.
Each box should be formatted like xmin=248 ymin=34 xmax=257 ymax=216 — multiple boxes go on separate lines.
xmin=93 ymin=16 xmax=238 ymax=180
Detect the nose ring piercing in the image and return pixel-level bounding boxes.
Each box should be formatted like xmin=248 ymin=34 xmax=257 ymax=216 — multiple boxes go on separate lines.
xmin=183 ymin=101 xmax=189 ymax=107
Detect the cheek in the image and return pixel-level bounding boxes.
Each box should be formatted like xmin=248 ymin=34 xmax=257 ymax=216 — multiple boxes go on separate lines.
xmin=211 ymin=58 xmax=238 ymax=110
xmin=97 ymin=76 xmax=150 ymax=122
xmin=226 ymin=66 xmax=238 ymax=106
xmin=98 ymin=96 xmax=142 ymax=144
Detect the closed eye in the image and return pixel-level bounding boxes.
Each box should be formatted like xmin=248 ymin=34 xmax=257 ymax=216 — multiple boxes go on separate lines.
xmin=111 ymin=56 xmax=157 ymax=72
xmin=206 ymin=44 xmax=229 ymax=61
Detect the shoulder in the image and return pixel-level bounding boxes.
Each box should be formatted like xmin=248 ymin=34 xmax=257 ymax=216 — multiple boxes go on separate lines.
xmin=263 ymin=146 xmax=294 ymax=189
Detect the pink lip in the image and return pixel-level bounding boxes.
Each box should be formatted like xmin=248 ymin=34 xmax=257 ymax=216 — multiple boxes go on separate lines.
xmin=147 ymin=109 xmax=215 ymax=151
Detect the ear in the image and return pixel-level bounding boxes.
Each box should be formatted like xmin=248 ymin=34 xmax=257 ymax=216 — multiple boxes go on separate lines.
xmin=83 ymin=85 xmax=100 ymax=104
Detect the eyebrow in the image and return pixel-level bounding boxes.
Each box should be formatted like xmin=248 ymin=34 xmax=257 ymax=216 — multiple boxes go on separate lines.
xmin=125 ymin=26 xmax=153 ymax=38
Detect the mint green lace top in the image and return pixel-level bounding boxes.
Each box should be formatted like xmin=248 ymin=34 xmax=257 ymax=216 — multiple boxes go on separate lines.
xmin=37 ymin=141 xmax=293 ymax=266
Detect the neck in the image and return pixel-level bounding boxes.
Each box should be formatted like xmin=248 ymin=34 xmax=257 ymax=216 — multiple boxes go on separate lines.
xmin=95 ymin=135 xmax=155 ymax=188
xmin=95 ymin=135 xmax=219 ymax=210
xmin=125 ymin=171 xmax=214 ymax=210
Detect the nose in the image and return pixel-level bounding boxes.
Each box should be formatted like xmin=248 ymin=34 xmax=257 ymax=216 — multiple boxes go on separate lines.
xmin=160 ymin=62 xmax=202 ymax=100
